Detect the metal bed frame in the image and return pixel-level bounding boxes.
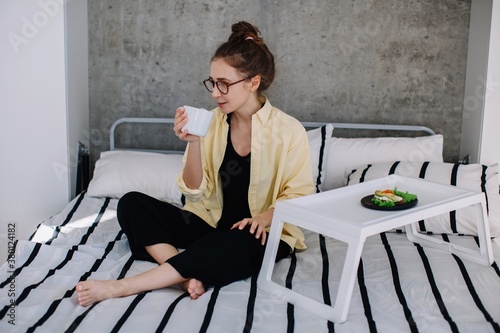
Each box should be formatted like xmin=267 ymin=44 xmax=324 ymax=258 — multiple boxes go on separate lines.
xmin=109 ymin=117 xmax=436 ymax=151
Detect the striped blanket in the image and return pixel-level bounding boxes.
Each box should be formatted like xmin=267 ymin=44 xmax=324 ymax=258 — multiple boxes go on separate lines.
xmin=1 ymin=192 xmax=499 ymax=332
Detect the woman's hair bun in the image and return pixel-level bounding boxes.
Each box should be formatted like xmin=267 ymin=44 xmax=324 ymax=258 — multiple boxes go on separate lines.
xmin=213 ymin=21 xmax=275 ymax=92
xmin=229 ymin=21 xmax=264 ymax=46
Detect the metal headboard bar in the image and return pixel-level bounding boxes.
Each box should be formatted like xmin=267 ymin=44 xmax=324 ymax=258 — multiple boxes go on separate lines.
xmin=301 ymin=122 xmax=435 ymax=135
xmin=110 ymin=117 xmax=175 ymax=151
xmin=110 ymin=117 xmax=436 ymax=151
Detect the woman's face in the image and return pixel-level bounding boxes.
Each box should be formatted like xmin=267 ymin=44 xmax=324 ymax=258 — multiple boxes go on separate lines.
xmin=208 ymin=58 xmax=257 ymax=115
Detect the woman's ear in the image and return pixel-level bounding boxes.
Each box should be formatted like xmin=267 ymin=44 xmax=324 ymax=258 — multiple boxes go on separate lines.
xmin=250 ymin=75 xmax=261 ymax=92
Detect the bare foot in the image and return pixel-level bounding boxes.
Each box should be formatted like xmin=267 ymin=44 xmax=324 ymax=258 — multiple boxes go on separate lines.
xmin=181 ymin=278 xmax=206 ymax=300
xmin=76 ymin=280 xmax=125 ymax=307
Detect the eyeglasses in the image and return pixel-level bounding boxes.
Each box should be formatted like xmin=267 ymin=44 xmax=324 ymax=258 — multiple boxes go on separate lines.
xmin=203 ymin=77 xmax=248 ymax=95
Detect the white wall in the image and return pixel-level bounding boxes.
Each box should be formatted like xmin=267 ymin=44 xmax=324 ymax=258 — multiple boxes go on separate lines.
xmin=0 ymin=0 xmax=88 ymax=263
xmin=66 ymin=0 xmax=90 ymax=197
xmin=460 ymin=0 xmax=500 ymax=172
xmin=479 ymin=0 xmax=500 ymax=167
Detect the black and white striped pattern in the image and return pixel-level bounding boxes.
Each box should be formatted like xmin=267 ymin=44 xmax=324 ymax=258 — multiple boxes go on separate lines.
xmin=307 ymin=124 xmax=334 ymax=193
xmin=1 ymin=193 xmax=499 ymax=332
xmin=314 ymin=125 xmax=328 ymax=193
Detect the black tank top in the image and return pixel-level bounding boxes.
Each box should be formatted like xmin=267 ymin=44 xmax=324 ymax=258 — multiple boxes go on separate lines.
xmin=217 ymin=125 xmax=252 ymax=231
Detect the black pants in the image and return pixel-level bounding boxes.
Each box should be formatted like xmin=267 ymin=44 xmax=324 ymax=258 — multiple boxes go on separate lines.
xmin=117 ymin=191 xmax=291 ymax=287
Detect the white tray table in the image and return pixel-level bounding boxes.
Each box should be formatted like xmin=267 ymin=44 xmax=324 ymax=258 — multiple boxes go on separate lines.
xmin=258 ymin=175 xmax=493 ymax=323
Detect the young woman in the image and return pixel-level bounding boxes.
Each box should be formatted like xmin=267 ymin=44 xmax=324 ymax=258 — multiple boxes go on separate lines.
xmin=76 ymin=21 xmax=314 ymax=307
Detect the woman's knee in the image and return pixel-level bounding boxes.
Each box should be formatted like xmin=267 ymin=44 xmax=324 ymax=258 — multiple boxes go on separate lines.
xmin=118 ymin=191 xmax=149 ymax=209
xmin=118 ymin=191 xmax=145 ymax=206
xmin=117 ymin=191 xmax=146 ymax=223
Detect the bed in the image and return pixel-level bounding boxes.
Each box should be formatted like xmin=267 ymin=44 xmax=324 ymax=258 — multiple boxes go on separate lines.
xmin=1 ymin=117 xmax=499 ymax=333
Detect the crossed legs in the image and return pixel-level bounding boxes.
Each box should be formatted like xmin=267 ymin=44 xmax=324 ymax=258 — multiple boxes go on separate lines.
xmin=76 ymin=192 xmax=213 ymax=307
xmin=76 ymin=243 xmax=206 ymax=307
xmin=146 ymin=243 xmax=206 ymax=300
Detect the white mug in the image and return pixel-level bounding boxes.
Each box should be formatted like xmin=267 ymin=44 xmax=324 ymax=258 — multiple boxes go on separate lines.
xmin=181 ymin=106 xmax=214 ymax=137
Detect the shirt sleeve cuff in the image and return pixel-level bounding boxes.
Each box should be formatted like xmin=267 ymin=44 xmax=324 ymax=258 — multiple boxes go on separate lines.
xmin=177 ymin=172 xmax=208 ymax=202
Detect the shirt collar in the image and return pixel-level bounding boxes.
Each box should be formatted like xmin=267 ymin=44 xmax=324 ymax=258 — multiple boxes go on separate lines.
xmin=215 ymin=95 xmax=272 ymax=125
xmin=252 ymin=95 xmax=272 ymax=125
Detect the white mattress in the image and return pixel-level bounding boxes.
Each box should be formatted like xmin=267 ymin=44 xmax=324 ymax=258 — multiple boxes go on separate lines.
xmin=0 ymin=193 xmax=499 ymax=332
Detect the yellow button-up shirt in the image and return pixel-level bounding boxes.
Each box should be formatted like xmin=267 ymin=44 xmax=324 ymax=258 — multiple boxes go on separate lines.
xmin=177 ymin=97 xmax=314 ymax=250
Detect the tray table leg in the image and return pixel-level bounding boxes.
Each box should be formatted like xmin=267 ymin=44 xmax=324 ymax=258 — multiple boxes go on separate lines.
xmin=330 ymin=238 xmax=365 ymax=322
xmin=258 ymin=211 xmax=365 ymax=323
xmin=404 ymin=200 xmax=493 ymax=265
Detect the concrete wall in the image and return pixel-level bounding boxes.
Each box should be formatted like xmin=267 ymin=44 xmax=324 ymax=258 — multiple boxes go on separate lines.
xmin=88 ymin=0 xmax=471 ymax=165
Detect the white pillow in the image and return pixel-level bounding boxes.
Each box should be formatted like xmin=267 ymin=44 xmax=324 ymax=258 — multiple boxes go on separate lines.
xmin=322 ymin=135 xmax=444 ymax=190
xmin=87 ymin=150 xmax=184 ymax=207
xmin=87 ymin=125 xmax=334 ymax=205
xmin=307 ymin=124 xmax=334 ymax=193
xmin=346 ymin=161 xmax=500 ymax=237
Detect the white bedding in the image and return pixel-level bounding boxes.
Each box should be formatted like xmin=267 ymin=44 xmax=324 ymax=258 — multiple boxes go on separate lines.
xmin=1 ymin=119 xmax=499 ymax=332
xmin=1 ymin=192 xmax=499 ymax=332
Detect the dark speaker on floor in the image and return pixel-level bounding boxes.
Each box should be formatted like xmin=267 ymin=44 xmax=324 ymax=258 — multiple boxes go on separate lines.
xmin=76 ymin=141 xmax=90 ymax=195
